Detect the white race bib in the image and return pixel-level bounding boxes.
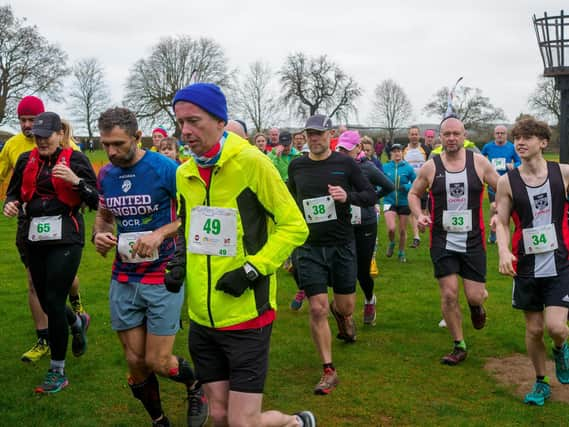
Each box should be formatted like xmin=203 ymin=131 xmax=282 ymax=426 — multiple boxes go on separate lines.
xmin=303 ymin=196 xmax=337 ymax=224
xmin=491 ymin=157 xmax=507 ymax=171
xmin=189 ymin=206 xmax=237 ymax=257
xmin=28 ymin=216 xmax=62 ymax=241
xmin=118 ymin=231 xmax=159 ymax=263
xmin=350 ymin=205 xmax=362 ymax=225
xmin=522 ymin=223 xmax=558 ymax=254
xmin=442 ymin=210 xmax=472 ymax=232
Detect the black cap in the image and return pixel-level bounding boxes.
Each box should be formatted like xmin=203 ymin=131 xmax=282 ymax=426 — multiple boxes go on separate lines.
xmin=279 ymin=130 xmax=292 ymax=145
xmin=32 ymin=112 xmax=62 ymax=138
xmin=304 ymin=114 xmax=333 ymax=132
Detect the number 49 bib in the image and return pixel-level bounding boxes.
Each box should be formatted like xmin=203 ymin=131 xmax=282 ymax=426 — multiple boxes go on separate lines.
xmin=522 ymin=223 xmax=558 ymax=254
xmin=189 ymin=206 xmax=237 ymax=256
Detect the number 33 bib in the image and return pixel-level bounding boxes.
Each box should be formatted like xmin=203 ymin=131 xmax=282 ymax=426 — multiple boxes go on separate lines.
xmin=189 ymin=206 xmax=237 ymax=256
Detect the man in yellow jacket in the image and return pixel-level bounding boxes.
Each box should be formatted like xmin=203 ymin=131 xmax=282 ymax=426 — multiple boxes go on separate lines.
xmin=168 ymin=83 xmax=316 ymax=427
xmin=0 ymin=96 xmax=84 ymax=364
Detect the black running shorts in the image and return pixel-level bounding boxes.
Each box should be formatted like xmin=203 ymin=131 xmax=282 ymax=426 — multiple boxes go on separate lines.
xmin=430 ymin=246 xmax=486 ymax=283
xmin=512 ymin=269 xmax=569 ymax=311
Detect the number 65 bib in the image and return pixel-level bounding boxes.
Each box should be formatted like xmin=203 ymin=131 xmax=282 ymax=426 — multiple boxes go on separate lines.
xmin=522 ymin=223 xmax=558 ymax=254
xmin=442 ymin=209 xmax=472 ymax=232
xmin=189 ymin=206 xmax=237 ymax=256
xmin=28 ymin=215 xmax=62 ymax=242
xmin=303 ymin=196 xmax=337 ymax=224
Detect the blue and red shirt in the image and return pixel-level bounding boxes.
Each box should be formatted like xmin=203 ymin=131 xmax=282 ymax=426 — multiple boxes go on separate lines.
xmin=97 ymin=151 xmax=178 ymax=284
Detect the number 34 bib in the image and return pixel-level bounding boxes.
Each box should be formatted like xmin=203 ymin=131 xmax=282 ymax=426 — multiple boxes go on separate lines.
xmin=522 ymin=224 xmax=558 ymax=254
xmin=189 ymin=206 xmax=237 ymax=256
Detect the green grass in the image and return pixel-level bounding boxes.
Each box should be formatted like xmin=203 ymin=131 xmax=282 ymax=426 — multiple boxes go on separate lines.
xmin=1 ymin=186 xmax=569 ymax=425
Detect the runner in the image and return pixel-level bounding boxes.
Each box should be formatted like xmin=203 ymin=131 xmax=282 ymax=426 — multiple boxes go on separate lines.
xmin=171 ymin=83 xmax=315 ymax=426
xmin=288 ymin=114 xmax=376 ymax=394
xmin=3 ymin=111 xmax=98 ymax=393
xmin=151 ymin=127 xmax=168 ymax=151
xmin=336 ymin=130 xmax=394 ymax=325
xmin=409 ymin=116 xmax=499 ymax=365
xmin=93 ymin=107 xmax=206 ymax=427
xmin=495 ymin=117 xmax=569 ymax=406
xmin=158 ymin=137 xmax=181 ymax=163
xmin=482 ymin=125 xmax=520 ymax=243
xmin=254 ymin=132 xmax=269 ymax=153
xmin=382 ymin=144 xmax=416 ymax=263
xmin=0 ymin=96 xmax=84 ymax=363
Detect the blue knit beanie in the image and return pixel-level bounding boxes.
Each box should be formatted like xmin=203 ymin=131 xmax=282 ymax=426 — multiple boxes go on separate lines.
xmin=173 ymin=83 xmax=228 ymax=123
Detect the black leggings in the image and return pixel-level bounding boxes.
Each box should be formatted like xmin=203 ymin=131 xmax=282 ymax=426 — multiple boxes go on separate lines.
xmin=354 ymin=223 xmax=377 ymax=301
xmin=27 ymin=244 xmax=83 ymax=361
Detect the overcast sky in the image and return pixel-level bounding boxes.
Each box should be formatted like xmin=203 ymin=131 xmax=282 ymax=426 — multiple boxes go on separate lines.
xmin=6 ymin=0 xmax=567 ymax=133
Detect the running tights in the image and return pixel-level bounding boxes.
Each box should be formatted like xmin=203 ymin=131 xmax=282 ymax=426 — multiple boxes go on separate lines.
xmin=354 ymin=223 xmax=377 ymax=301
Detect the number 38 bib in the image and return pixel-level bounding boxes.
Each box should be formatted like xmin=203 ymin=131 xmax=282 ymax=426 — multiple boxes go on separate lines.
xmin=522 ymin=223 xmax=558 ymax=254
xmin=303 ymin=196 xmax=337 ymax=224
xmin=189 ymin=206 xmax=237 ymax=256
xmin=442 ymin=209 xmax=472 ymax=232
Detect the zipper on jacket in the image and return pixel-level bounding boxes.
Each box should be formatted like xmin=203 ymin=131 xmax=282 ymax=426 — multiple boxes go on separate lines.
xmin=395 ymin=163 xmax=399 ymax=206
xmin=205 ymin=168 xmax=215 ymax=328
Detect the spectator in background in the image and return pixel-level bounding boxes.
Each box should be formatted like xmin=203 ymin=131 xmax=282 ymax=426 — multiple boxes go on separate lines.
xmin=361 ymin=136 xmax=383 ymax=171
xmin=424 ymin=129 xmax=436 ymax=152
xmin=374 ymin=137 xmax=385 ymax=160
xmin=254 ymin=132 xmax=269 ymax=153
xmin=292 ymin=131 xmax=306 ymax=152
xmin=151 ymin=127 xmax=168 ymax=152
xmin=267 ymin=130 xmax=301 ymax=182
xmin=225 ymin=119 xmax=248 ymax=139
xmin=267 ymin=127 xmax=279 ymax=151
xmin=159 ymin=137 xmax=181 ymax=164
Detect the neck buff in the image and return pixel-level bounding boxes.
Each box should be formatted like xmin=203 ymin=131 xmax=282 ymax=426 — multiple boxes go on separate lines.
xmin=192 ymin=131 xmax=228 ymax=168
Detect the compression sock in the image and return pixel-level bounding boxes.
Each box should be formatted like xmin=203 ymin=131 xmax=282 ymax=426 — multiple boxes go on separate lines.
xmin=129 ymin=373 xmax=163 ymax=420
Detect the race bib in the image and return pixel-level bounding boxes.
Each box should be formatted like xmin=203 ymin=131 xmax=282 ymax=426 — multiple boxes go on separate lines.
xmin=303 ymin=196 xmax=337 ymax=224
xmin=118 ymin=231 xmax=159 ymax=263
xmin=189 ymin=206 xmax=237 ymax=256
xmin=350 ymin=205 xmax=362 ymax=225
xmin=442 ymin=210 xmax=472 ymax=232
xmin=491 ymin=157 xmax=507 ymax=171
xmin=28 ymin=216 xmax=62 ymax=242
xmin=522 ymin=223 xmax=558 ymax=254
xmin=383 ymin=203 xmax=392 ymax=212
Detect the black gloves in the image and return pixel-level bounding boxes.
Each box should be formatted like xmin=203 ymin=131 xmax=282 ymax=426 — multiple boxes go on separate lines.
xmin=215 ymin=266 xmax=262 ymax=297
xmin=164 ymin=265 xmax=185 ymax=293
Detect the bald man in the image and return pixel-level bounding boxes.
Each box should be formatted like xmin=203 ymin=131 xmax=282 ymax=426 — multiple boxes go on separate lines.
xmin=225 ymin=120 xmax=248 ymax=139
xmin=409 ymin=117 xmax=499 ymax=366
xmin=481 ymin=125 xmax=520 ymax=243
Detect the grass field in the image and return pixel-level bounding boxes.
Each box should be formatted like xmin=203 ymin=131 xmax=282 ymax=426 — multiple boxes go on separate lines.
xmin=1 ymin=150 xmax=568 ymax=426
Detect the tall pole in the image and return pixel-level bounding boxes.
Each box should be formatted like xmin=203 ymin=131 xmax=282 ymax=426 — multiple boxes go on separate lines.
xmin=558 ymin=77 xmax=569 ymax=164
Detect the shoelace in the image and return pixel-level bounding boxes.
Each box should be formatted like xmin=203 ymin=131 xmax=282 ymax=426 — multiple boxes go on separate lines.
xmin=188 ymin=389 xmax=204 ymax=414
xmin=533 ymin=382 xmax=548 ymax=394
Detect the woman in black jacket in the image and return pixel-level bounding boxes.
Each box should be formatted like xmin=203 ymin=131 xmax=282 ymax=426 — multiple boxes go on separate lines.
xmin=3 ymin=112 xmax=98 ymax=394
xmin=336 ymin=130 xmax=394 ymax=326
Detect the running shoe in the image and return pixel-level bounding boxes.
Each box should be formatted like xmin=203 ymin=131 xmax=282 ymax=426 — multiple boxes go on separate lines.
xmin=313 ymin=367 xmax=338 ymax=395
xmin=410 ymin=238 xmax=420 ymax=248
xmin=69 ymin=293 xmax=85 ymax=314
xmin=72 ymin=312 xmax=90 ymax=357
xmin=152 ymin=415 xmax=170 ymax=427
xmin=553 ymin=342 xmax=569 ymax=384
xmin=487 ymin=231 xmax=497 ymax=244
xmin=329 ymin=301 xmax=356 ymax=343
xmin=21 ymin=338 xmax=50 ymax=363
xmin=438 ymin=319 xmax=447 ymax=328
xmin=290 ymin=290 xmax=306 ymax=311
xmin=294 ymin=411 xmax=317 ymax=426
xmin=441 ymin=346 xmax=467 ymax=365
xmin=398 ymin=252 xmax=407 ymax=263
xmin=524 ymin=379 xmax=551 ymax=406
xmin=469 ymin=304 xmax=486 ymax=330
xmin=34 ymin=369 xmax=68 ymax=394
xmin=187 ymin=386 xmax=208 ymax=427
xmin=363 ymin=295 xmax=377 ymax=326
xmin=386 ymin=241 xmax=395 ymax=257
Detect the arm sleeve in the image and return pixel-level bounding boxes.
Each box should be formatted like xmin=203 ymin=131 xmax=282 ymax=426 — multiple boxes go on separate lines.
xmin=245 ymin=154 xmax=308 ymax=276
xmin=365 ymin=164 xmax=395 ymax=199
xmin=4 ymin=154 xmax=26 ymax=204
xmin=0 ymin=144 xmax=12 ymax=184
xmin=71 ymin=152 xmax=99 ymax=210
xmin=346 ymin=160 xmax=377 ymax=207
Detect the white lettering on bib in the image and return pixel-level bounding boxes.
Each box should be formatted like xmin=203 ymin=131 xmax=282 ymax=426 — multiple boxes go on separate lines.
xmin=28 ymin=216 xmax=62 ymax=241
xmin=118 ymin=231 xmax=159 ymax=263
xmin=442 ymin=209 xmax=472 ymax=232
xmin=189 ymin=206 xmax=237 ymax=256
xmin=491 ymin=158 xmax=507 ymax=171
xmin=522 ymin=223 xmax=558 ymax=254
xmin=303 ymin=196 xmax=337 ymax=224
xmin=350 ymin=205 xmax=362 ymax=225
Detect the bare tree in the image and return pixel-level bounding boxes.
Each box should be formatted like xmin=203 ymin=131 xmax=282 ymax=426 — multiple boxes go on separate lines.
xmin=124 ymin=36 xmax=230 ymax=133
xmin=370 ymin=79 xmax=413 ymax=142
xmin=424 ymin=85 xmax=506 ymax=130
xmin=0 ymin=5 xmax=68 ymax=125
xmin=67 ymin=58 xmax=110 ymax=140
xmin=528 ymin=76 xmax=560 ymax=124
xmin=231 ymin=61 xmax=280 ymax=133
xmin=279 ymin=52 xmax=362 ymax=121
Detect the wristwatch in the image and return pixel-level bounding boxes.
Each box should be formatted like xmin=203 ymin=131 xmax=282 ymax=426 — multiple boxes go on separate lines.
xmin=243 ymin=262 xmax=259 ymax=281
